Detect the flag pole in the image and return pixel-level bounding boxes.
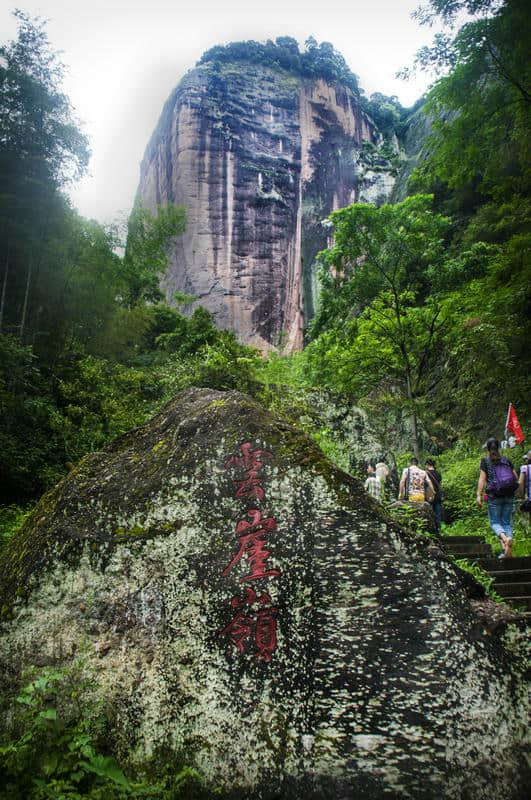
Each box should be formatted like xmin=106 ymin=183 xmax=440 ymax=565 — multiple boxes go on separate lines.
xmin=504 ymin=403 xmax=511 ymax=440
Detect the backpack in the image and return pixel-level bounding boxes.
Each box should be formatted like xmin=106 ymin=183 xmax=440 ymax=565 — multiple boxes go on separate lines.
xmin=486 ymin=457 xmax=518 ymax=497
xmin=426 ymin=469 xmax=441 ymax=502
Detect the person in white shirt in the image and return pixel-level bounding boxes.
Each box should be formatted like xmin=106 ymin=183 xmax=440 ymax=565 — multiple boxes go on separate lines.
xmin=364 ymin=464 xmax=383 ymax=503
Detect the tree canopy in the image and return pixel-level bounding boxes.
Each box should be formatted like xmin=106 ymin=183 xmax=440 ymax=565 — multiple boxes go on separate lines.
xmin=197 ymin=36 xmax=361 ymax=96
xmin=306 ymin=196 xmax=454 ymax=456
xmin=302 ymin=0 xmax=529 ymax=447
xmin=0 ymin=12 xmax=259 ymax=502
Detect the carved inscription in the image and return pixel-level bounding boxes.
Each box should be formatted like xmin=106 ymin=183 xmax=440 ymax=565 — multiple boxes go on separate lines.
xmin=220 ymin=443 xmax=280 ymax=661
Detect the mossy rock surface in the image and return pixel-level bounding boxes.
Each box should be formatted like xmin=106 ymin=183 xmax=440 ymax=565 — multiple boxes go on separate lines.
xmin=0 ymin=388 xmax=529 ymax=800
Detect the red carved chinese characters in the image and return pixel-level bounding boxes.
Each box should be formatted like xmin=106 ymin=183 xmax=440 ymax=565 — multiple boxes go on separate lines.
xmin=255 ymin=604 xmax=278 ymax=662
xmin=220 ymin=442 xmax=280 ymax=662
xmin=225 ymin=442 xmax=272 ymax=501
xmin=222 ymin=510 xmax=280 ymax=582
xmin=219 ymin=588 xmax=278 ymax=662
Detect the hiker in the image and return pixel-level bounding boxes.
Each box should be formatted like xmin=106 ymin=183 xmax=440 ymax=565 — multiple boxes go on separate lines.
xmin=375 ymin=461 xmax=389 ymax=485
xmin=518 ymin=450 xmax=531 ymax=529
xmin=364 ymin=464 xmax=383 ymax=503
xmin=425 ymin=458 xmax=443 ymax=534
xmin=476 ymin=437 xmax=519 ymax=559
xmin=398 ymin=458 xmax=434 ymax=504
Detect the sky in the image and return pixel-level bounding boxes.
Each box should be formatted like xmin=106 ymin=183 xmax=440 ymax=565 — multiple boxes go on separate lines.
xmin=1 ymin=0 xmax=441 ymax=224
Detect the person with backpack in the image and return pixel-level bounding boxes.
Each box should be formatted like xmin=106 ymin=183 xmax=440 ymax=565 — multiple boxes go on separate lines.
xmin=476 ymin=437 xmax=519 ymax=559
xmin=518 ymin=451 xmax=531 ymax=529
xmin=425 ymin=458 xmax=443 ymax=534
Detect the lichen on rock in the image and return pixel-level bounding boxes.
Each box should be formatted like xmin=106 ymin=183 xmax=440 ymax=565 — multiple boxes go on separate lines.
xmin=0 ymin=388 xmax=528 ymax=799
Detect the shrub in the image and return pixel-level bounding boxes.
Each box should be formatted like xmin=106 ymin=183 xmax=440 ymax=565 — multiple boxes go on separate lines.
xmin=453 ymin=558 xmax=504 ymax=603
xmin=0 ymin=505 xmax=32 ymax=559
xmin=0 ymin=666 xmax=210 ymax=800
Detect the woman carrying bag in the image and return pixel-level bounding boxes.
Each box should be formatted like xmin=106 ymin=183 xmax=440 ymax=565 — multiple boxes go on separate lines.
xmin=477 ymin=437 xmax=519 ymax=559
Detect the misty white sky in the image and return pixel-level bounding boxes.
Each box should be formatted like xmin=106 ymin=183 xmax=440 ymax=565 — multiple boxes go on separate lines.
xmin=1 ymin=0 xmax=441 ymax=224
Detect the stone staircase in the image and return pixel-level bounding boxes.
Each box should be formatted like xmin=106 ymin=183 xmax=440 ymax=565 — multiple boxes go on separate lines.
xmin=440 ymin=535 xmax=531 ymax=618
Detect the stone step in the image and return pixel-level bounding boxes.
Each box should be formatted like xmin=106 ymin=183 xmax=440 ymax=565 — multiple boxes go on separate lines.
xmin=445 ymin=548 xmax=494 ymax=559
xmin=485 ymin=569 xmax=531 ymax=584
xmin=503 ymin=596 xmax=531 ymax=612
xmin=477 ymin=557 xmax=531 ymax=571
xmin=492 ymin=582 xmax=531 ymax=598
xmin=439 ymin=539 xmax=531 ymax=617
xmin=446 ymin=553 xmax=496 ymax=561
xmin=443 ymin=540 xmax=493 ymax=551
xmin=440 ymin=535 xmax=487 ymax=544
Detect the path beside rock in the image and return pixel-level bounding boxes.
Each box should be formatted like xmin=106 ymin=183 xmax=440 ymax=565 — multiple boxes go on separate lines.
xmin=440 ymin=535 xmax=531 ymax=619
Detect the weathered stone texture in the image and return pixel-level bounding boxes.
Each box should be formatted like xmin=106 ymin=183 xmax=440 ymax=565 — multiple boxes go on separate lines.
xmin=138 ymin=62 xmax=395 ymax=351
xmin=0 ymin=389 xmax=528 ymax=799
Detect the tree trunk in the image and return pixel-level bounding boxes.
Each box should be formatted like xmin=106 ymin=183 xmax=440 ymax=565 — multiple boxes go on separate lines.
xmin=0 ymin=250 xmax=9 ymax=333
xmin=20 ymin=252 xmax=33 ymax=342
xmin=406 ymin=371 xmax=420 ymax=460
xmin=390 ymin=287 xmax=421 ymax=459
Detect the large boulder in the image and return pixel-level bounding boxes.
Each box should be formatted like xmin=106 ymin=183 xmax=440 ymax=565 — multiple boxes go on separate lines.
xmin=0 ymin=389 xmax=528 ymax=799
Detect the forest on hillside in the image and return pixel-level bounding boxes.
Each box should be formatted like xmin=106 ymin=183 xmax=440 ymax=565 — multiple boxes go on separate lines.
xmin=0 ymin=1 xmax=530 ymax=797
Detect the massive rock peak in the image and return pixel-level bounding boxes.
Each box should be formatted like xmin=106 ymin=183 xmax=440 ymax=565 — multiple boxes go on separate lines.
xmin=138 ymin=59 xmax=397 ymax=351
xmin=0 ymin=388 xmax=528 ymax=799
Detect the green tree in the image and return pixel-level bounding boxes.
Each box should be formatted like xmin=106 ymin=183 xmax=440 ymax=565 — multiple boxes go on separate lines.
xmin=401 ymin=0 xmax=531 ymax=431
xmin=122 ymin=204 xmax=186 ymax=306
xmin=0 ymin=10 xmax=90 ymax=342
xmin=0 ymin=9 xmax=89 ymax=185
xmin=0 ymin=13 xmax=197 ymax=504
xmin=307 ymin=195 xmax=452 ymax=456
xmin=311 ymin=194 xmax=451 ymax=331
xmin=0 ymin=333 xmax=64 ymax=500
xmin=406 ymin=0 xmax=530 ymax=229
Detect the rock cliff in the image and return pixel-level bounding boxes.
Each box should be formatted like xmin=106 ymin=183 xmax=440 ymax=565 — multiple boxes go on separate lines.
xmin=1 ymin=389 xmax=528 ymax=799
xmin=138 ymin=59 xmax=397 ymax=351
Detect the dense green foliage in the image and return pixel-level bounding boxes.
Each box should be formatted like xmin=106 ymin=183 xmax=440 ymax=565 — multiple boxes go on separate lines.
xmin=302 ymin=0 xmax=530 ymax=444
xmin=408 ymin=0 xmax=530 ymax=429
xmin=0 ymin=666 xmax=210 ymax=799
xmin=360 ymin=92 xmax=409 ymax=141
xmin=198 ymin=35 xmax=361 ymax=96
xmin=305 ymin=195 xmax=457 ymax=456
xmin=0 ymin=12 xmax=259 ymax=504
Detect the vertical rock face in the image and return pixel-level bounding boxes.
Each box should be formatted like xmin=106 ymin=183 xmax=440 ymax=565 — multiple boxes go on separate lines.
xmin=138 ymin=61 xmax=395 ymax=351
xmin=0 ymin=389 xmax=528 ymax=800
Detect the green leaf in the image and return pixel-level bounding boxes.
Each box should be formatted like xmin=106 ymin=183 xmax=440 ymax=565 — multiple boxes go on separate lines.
xmin=32 ymin=778 xmax=60 ymax=799
xmin=42 ymin=751 xmax=59 ymax=775
xmin=80 ymin=755 xmax=130 ymax=787
xmin=39 ymin=707 xmax=57 ymax=720
xmin=16 ymin=694 xmax=33 ymax=705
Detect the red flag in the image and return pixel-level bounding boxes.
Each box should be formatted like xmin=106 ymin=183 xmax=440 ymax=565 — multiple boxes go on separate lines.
xmin=505 ymin=403 xmax=524 ymax=444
